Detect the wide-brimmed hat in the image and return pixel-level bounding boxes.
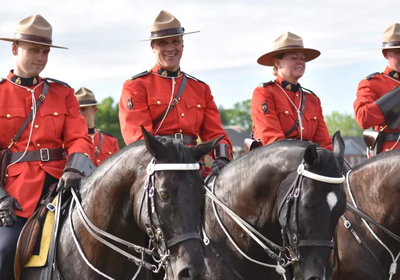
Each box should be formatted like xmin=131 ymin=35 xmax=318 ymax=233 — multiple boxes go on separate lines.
xmin=257 ymin=32 xmax=320 ymax=66
xmin=140 ymin=10 xmax=199 ymax=41
xmin=74 ymin=87 xmax=100 ymax=107
xmin=375 ymin=23 xmax=400 ymax=50
xmin=0 ymin=14 xmax=67 ymax=49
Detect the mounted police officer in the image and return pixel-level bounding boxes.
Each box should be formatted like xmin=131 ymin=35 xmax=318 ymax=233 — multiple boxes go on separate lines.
xmin=75 ymin=87 xmax=119 ymax=166
xmin=0 ymin=14 xmax=95 ymax=279
xmin=251 ymin=32 xmax=332 ymax=150
xmin=119 ymin=10 xmax=233 ymax=175
xmin=354 ymin=23 xmax=400 ymax=156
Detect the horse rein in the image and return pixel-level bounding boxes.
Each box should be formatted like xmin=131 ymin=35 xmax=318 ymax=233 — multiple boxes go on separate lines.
xmin=144 ymin=158 xmax=203 ymax=273
xmin=67 ymin=158 xmax=201 ymax=280
xmin=278 ymin=161 xmax=345 ymax=265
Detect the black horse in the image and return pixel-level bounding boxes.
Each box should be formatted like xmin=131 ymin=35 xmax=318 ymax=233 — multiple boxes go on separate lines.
xmin=21 ymin=128 xmax=221 ymax=280
xmin=202 ymin=132 xmax=346 ymax=280
xmin=334 ymin=149 xmax=400 ymax=280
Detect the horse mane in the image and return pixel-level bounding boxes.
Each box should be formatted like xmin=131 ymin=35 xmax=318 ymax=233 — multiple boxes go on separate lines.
xmin=352 ymin=148 xmax=400 ymax=172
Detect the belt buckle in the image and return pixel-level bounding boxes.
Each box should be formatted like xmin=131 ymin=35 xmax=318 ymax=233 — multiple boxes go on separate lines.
xmin=40 ymin=148 xmax=50 ymax=162
xmin=174 ymin=133 xmax=184 ymax=141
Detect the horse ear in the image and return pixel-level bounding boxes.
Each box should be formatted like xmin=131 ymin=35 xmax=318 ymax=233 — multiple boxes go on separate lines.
xmin=303 ymin=143 xmax=318 ymax=167
xmin=141 ymin=126 xmax=166 ymax=159
xmin=332 ymin=130 xmax=345 ymax=169
xmin=189 ymin=135 xmax=224 ymax=161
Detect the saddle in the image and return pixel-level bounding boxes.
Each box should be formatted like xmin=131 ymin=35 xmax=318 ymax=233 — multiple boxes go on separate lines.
xmin=14 ymin=184 xmax=58 ymax=280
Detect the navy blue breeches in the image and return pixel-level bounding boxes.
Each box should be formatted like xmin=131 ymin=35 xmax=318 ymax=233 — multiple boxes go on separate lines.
xmin=0 ymin=217 xmax=27 ymax=280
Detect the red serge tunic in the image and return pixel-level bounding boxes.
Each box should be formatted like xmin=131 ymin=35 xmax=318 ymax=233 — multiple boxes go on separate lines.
xmin=119 ymin=65 xmax=232 ymax=154
xmin=0 ymin=72 xmax=94 ymax=218
xmin=354 ymin=67 xmax=400 ymax=153
xmin=251 ymin=75 xmax=332 ymax=150
xmin=89 ymin=129 xmax=119 ymax=166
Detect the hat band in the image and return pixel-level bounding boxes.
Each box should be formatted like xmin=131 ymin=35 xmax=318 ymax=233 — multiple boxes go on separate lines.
xmin=382 ymin=41 xmax=400 ymax=47
xmin=14 ymin=33 xmax=53 ymax=44
xmin=275 ymin=45 xmax=304 ymax=50
xmin=79 ymin=100 xmax=98 ymax=105
xmin=150 ymin=27 xmax=184 ymax=39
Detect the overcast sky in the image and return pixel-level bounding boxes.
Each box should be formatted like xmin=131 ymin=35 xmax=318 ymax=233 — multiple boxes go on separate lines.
xmin=0 ymin=0 xmax=397 ymax=115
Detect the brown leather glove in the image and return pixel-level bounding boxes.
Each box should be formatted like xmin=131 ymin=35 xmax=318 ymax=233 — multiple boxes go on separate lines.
xmin=211 ymin=157 xmax=230 ymax=176
xmin=0 ymin=195 xmax=22 ymax=227
xmin=57 ymin=170 xmax=83 ymax=192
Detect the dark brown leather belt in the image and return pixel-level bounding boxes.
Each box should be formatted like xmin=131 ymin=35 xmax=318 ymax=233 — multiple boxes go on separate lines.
xmin=382 ymin=132 xmax=400 ymax=142
xmin=10 ymin=148 xmax=66 ymax=163
xmin=161 ymin=134 xmax=197 ymax=145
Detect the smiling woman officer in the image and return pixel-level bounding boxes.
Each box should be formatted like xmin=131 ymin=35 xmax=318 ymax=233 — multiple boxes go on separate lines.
xmin=119 ymin=10 xmax=233 ymax=176
xmin=251 ymin=32 xmax=332 ymax=150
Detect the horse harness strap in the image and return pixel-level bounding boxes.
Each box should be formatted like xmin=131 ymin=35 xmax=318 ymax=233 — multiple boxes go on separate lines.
xmin=152 ymin=75 xmax=188 ymax=126
xmin=94 ymin=132 xmax=104 ymax=159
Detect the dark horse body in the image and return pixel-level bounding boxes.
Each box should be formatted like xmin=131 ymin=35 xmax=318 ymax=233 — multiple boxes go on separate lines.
xmin=203 ymin=134 xmax=346 ymax=280
xmin=334 ymin=149 xmax=400 ymax=280
xmin=21 ymin=129 xmax=220 ymax=280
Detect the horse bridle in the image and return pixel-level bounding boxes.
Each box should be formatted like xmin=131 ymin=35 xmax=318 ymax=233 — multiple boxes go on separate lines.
xmin=141 ymin=158 xmax=203 ymax=272
xmin=277 ymin=161 xmax=345 ymax=263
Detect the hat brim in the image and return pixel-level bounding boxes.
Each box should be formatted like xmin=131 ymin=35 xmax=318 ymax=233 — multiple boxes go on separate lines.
xmin=257 ymin=47 xmax=321 ymax=66
xmin=373 ymin=46 xmax=400 ymax=50
xmin=79 ymin=102 xmax=101 ymax=107
xmin=139 ymin=30 xmax=200 ymax=42
xmin=0 ymin=37 xmax=68 ymax=49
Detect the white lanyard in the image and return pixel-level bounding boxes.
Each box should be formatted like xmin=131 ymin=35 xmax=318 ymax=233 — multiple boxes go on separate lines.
xmin=275 ymin=82 xmax=303 ymax=141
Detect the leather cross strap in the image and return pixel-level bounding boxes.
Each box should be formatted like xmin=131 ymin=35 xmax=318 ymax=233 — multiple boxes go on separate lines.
xmin=152 ymin=75 xmax=188 ymax=126
xmin=159 ymin=134 xmax=197 ymax=145
xmin=94 ymin=132 xmax=104 ymax=159
xmin=11 ymin=80 xmax=50 ymax=144
xmin=10 ymin=148 xmax=66 ymax=163
xmin=284 ymin=89 xmax=306 ymax=137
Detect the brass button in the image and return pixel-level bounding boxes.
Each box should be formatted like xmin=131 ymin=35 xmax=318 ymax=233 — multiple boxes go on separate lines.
xmin=97 ymin=159 xmax=100 ymax=163
xmin=54 ymin=112 xmax=58 ymax=116
xmin=108 ymin=151 xmax=112 ymax=155
xmin=34 ymin=125 xmax=39 ymax=128
xmin=179 ymin=129 xmax=183 ymax=133
xmin=285 ymin=111 xmax=289 ymax=114
xmin=301 ymin=127 xmax=304 ymax=130
xmin=6 ymin=114 xmax=11 ymax=118
xmin=197 ymin=104 xmax=201 ymax=108
xmin=296 ymin=94 xmax=299 ymax=97
xmin=156 ymin=101 xmax=161 ymax=104
xmin=95 ymin=146 xmax=98 ymax=149
xmin=313 ymin=116 xmax=317 ymax=120
xmin=36 ymin=143 xmax=41 ymax=147
xmin=386 ymin=149 xmax=390 ymax=151
xmin=181 ymin=113 xmax=185 ymax=117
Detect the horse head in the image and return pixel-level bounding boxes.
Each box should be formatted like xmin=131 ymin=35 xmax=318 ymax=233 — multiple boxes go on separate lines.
xmin=278 ymin=131 xmax=346 ymax=280
xmin=139 ymin=128 xmax=222 ymax=280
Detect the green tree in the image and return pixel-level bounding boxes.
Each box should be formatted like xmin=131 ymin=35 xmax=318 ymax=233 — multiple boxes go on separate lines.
xmin=325 ymin=111 xmax=363 ymax=137
xmin=219 ymin=99 xmax=252 ymax=132
xmin=96 ymin=97 xmax=125 ymax=148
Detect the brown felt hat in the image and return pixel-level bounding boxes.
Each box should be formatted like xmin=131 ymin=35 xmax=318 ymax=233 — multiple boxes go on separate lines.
xmin=376 ymin=23 xmax=400 ymax=50
xmin=74 ymin=87 xmax=100 ymax=107
xmin=0 ymin=14 xmax=67 ymax=49
xmin=257 ymin=32 xmax=320 ymax=66
xmin=140 ymin=10 xmax=199 ymax=41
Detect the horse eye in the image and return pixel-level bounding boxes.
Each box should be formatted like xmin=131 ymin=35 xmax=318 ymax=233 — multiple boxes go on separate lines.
xmin=160 ymin=192 xmax=169 ymax=200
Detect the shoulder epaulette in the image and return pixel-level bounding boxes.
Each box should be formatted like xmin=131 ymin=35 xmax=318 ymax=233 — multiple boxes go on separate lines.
xmin=0 ymin=77 xmax=5 ymax=84
xmin=301 ymin=86 xmax=316 ymax=96
xmin=257 ymin=80 xmax=275 ymax=87
xmin=43 ymin=77 xmax=71 ymax=88
xmin=184 ymin=73 xmax=206 ymax=84
xmin=100 ymin=131 xmax=117 ymax=138
xmin=364 ymin=72 xmax=381 ymax=80
xmin=127 ymin=70 xmax=151 ymax=81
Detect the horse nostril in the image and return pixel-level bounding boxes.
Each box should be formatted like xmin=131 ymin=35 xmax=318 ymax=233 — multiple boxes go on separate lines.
xmin=178 ymin=267 xmax=202 ymax=280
